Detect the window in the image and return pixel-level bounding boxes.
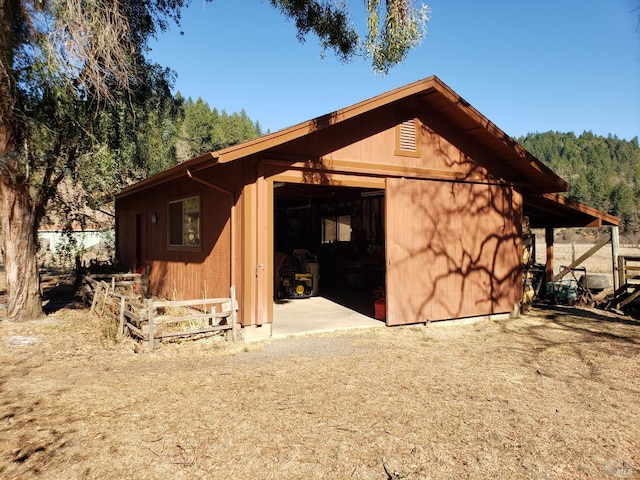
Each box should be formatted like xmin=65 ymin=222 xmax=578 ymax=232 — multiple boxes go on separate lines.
xmin=395 ymin=112 xmax=420 ymax=157
xmin=169 ymin=196 xmax=200 ymax=247
xmin=322 ymin=215 xmax=351 ymax=243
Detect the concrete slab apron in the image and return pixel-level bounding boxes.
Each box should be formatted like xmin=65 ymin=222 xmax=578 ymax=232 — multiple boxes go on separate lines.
xmin=272 ymin=296 xmax=384 ymax=338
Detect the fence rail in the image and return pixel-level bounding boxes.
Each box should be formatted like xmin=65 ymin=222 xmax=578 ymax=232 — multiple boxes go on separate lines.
xmin=81 ymin=273 xmax=237 ymax=351
xmin=124 ymin=289 xmax=238 ymax=351
xmin=80 ymin=272 xmax=148 ymax=310
xmin=612 ymin=256 xmax=640 ymax=309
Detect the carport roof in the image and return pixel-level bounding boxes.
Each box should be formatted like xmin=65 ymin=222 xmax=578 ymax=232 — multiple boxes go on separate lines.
xmin=524 ymin=193 xmax=619 ymax=228
xmin=119 ymin=75 xmax=569 ymax=198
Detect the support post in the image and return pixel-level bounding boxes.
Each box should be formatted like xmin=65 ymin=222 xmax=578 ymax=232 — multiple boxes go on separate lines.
xmin=545 ymin=227 xmax=554 ymax=285
xmin=230 ymin=285 xmax=237 ymax=342
xmin=118 ymin=296 xmax=126 ymax=337
xmin=147 ymin=297 xmax=155 ymax=352
xmin=611 ymin=225 xmax=620 ymax=291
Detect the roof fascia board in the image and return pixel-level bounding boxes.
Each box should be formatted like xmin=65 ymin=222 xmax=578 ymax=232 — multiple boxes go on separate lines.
xmin=116 ymin=152 xmax=218 ymax=199
xmin=117 ymin=75 xmax=568 ymax=198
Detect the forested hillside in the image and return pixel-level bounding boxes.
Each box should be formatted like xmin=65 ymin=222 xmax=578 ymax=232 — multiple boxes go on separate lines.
xmin=42 ymin=92 xmax=264 ymax=235
xmin=173 ymin=95 xmax=266 ymax=163
xmin=518 ymin=132 xmax=640 ymax=238
xmin=79 ymin=93 xmax=264 ymax=206
xmin=135 ymin=94 xmax=265 ymax=177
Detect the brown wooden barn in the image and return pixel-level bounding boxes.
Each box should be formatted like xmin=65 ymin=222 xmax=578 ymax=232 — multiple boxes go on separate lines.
xmin=115 ymin=76 xmax=618 ymax=338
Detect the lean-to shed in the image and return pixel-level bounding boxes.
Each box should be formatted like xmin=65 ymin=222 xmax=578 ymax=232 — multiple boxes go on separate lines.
xmin=115 ymin=76 xmax=617 ymax=337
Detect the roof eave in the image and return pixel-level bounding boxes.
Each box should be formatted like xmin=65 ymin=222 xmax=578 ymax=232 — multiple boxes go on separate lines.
xmin=524 ymin=193 xmax=620 ymax=228
xmin=116 ymin=152 xmax=220 ymax=199
xmin=117 ymin=75 xmax=569 ymax=197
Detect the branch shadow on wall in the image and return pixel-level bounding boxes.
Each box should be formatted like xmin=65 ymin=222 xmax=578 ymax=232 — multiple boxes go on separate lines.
xmin=389 ymin=178 xmax=522 ymax=323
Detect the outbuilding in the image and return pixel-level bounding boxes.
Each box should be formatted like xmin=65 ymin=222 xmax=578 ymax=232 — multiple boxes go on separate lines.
xmin=115 ymin=76 xmax=617 ymax=338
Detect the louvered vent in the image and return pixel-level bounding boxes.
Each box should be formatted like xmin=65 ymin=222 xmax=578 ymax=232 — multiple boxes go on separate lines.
xmin=399 ymin=118 xmax=417 ymax=152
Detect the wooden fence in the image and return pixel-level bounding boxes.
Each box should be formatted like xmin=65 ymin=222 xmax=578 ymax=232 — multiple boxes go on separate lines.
xmin=81 ymin=273 xmax=237 ymax=351
xmin=80 ymin=272 xmax=148 ymax=309
xmin=612 ymin=255 xmax=640 ymax=309
xmin=122 ymin=289 xmax=238 ymax=351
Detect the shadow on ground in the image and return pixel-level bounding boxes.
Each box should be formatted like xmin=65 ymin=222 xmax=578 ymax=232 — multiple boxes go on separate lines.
xmin=534 ymin=301 xmax=640 ymax=326
xmin=41 ymin=269 xmax=83 ymax=314
xmin=319 ymin=286 xmax=377 ymax=318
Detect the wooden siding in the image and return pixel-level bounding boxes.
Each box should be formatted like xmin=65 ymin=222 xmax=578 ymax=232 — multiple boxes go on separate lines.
xmin=116 ymin=81 xmax=535 ymax=328
xmin=116 ymin=175 xmax=233 ymax=303
xmin=262 ymin=105 xmax=490 ymax=181
xmin=117 ymin=115 xmax=524 ymax=328
xmin=385 ymin=178 xmax=522 ymax=325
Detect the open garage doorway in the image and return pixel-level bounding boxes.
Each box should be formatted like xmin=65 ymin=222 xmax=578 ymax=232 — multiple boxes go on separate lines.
xmin=272 ymin=182 xmax=387 ymax=334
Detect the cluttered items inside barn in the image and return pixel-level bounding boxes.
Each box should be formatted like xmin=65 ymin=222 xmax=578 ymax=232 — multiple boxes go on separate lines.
xmin=273 ymin=184 xmax=386 ymax=307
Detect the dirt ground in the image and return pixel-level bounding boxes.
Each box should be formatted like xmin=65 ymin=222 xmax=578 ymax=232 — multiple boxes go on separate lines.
xmin=1 ymin=301 xmax=639 ymax=478
xmin=1 ymin=248 xmax=640 ymax=479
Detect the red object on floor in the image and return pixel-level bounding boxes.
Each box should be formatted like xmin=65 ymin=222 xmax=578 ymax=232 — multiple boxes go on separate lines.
xmin=374 ymin=298 xmax=386 ymax=321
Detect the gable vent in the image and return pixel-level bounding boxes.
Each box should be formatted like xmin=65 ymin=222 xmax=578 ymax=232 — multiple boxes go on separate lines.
xmin=399 ymin=118 xmax=417 ymax=152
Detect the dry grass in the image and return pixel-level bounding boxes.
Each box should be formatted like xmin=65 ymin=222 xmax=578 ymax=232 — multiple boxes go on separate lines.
xmin=1 ymin=247 xmax=640 ymax=479
xmin=1 ymin=305 xmax=639 ymax=479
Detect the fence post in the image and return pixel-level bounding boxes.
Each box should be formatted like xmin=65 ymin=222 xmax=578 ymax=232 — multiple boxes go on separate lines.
xmin=147 ymin=297 xmax=155 ymax=352
xmin=611 ymin=226 xmax=620 ymax=291
xmin=118 ymin=296 xmax=126 ymax=337
xmin=99 ymin=281 xmax=109 ymax=316
xmin=618 ymin=256 xmax=626 ymax=293
xmin=90 ymin=281 xmax=102 ymax=314
xmin=230 ymin=285 xmax=237 ymax=342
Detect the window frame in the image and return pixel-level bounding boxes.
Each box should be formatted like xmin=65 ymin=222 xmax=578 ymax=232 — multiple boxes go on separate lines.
xmin=167 ymin=193 xmax=202 ymax=251
xmin=321 ymin=214 xmax=352 ymax=244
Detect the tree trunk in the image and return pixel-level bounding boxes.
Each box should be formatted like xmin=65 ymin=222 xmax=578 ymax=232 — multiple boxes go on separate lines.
xmin=0 ymin=178 xmax=43 ymax=321
xmin=1 ymin=0 xmax=44 ymax=321
xmin=0 ymin=111 xmax=43 ymax=321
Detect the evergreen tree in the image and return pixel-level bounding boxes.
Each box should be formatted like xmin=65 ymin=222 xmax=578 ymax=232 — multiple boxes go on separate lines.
xmin=519 ymin=131 xmax=640 ymax=236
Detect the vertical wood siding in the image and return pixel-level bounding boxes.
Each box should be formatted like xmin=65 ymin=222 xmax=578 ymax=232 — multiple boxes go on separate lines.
xmin=386 ymin=178 xmax=521 ymax=325
xmin=272 ymin=107 xmax=486 ymax=178
xmin=116 ymin=176 xmax=233 ymax=302
xmin=117 ymin=98 xmax=527 ymax=328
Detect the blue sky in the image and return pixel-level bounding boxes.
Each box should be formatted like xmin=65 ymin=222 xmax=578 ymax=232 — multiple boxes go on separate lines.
xmin=148 ymin=1 xmax=640 ymax=141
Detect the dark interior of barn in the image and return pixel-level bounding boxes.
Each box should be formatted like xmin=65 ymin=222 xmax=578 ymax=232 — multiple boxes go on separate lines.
xmin=273 ymin=183 xmax=386 ymax=317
